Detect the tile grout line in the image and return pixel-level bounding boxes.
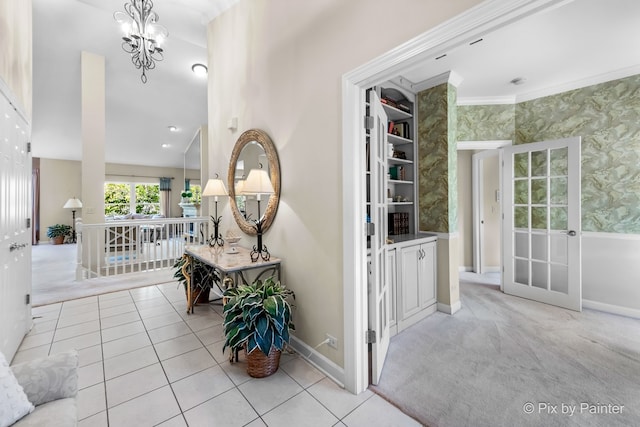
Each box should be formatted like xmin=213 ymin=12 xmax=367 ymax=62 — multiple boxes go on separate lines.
xmin=135 ymin=285 xmax=190 ymax=426
xmin=97 ymin=289 xmax=110 ymax=427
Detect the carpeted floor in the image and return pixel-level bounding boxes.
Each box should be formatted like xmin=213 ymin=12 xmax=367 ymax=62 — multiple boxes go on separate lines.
xmin=372 ymin=280 xmax=640 ymax=427
xmin=31 ymin=242 xmax=176 ymax=306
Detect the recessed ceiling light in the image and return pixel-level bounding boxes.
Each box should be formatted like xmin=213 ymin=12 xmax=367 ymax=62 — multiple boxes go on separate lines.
xmin=510 ymin=77 xmax=527 ymax=85
xmin=191 ymin=63 xmax=208 ymax=77
xmin=168 ymin=126 xmax=177 ymax=132
xmin=161 ymin=143 xmax=171 ymax=148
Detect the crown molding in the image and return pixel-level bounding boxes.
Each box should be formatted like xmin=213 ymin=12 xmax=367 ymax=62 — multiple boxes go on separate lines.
xmin=413 ymin=70 xmax=464 ymax=92
xmin=458 ymin=64 xmax=640 ymax=106
xmin=516 ymin=64 xmax=640 ymax=103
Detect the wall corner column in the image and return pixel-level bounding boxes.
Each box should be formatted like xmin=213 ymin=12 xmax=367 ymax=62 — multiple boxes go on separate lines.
xmin=417 ymin=76 xmax=461 ymax=314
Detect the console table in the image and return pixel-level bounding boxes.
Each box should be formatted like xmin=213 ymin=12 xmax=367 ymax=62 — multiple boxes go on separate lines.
xmin=182 ymin=245 xmax=282 ymax=313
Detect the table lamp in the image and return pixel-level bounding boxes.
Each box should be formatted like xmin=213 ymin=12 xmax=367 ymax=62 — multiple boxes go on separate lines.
xmin=63 ymin=197 xmax=83 ymax=243
xmin=242 ymin=167 xmax=274 ymax=262
xmin=202 ymin=176 xmax=228 ymax=247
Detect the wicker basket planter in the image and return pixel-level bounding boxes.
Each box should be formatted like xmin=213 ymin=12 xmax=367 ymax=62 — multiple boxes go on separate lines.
xmin=246 ymin=347 xmax=281 ymax=378
xmin=223 ymin=278 xmax=295 ymax=378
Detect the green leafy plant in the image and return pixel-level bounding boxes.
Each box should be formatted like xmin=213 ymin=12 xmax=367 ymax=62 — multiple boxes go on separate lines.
xmin=223 ymin=278 xmax=295 ymax=356
xmin=46 ymin=224 xmax=71 ymax=239
xmin=172 ymin=255 xmax=219 ymax=294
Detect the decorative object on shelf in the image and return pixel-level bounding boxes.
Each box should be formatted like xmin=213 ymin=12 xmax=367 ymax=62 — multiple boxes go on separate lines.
xmin=222 ymin=277 xmax=295 ymax=377
xmin=47 ymin=224 xmax=72 ymax=245
xmin=202 ymin=175 xmax=228 ymax=248
xmin=242 ymin=165 xmax=274 ymax=262
xmin=225 ymin=229 xmax=241 ymax=254
xmin=63 ymin=197 xmax=82 ymax=243
xmin=393 ymin=149 xmax=406 ymax=159
xmin=113 ymin=0 xmax=168 ymax=83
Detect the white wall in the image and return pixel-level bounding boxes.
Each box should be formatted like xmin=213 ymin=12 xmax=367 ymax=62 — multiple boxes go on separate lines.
xmin=583 ymin=233 xmax=640 ymax=317
xmin=39 ymin=158 xmax=82 ymax=242
xmin=0 ymin=0 xmax=31 ymax=117
xmin=481 ymin=154 xmax=500 ymax=269
xmin=457 ymin=150 xmax=473 ymax=269
xmin=207 ymin=0 xmax=483 ymax=368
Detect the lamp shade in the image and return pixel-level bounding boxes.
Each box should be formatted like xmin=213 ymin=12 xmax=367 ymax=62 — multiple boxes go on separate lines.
xmin=63 ymin=197 xmax=83 ymax=209
xmin=235 ymin=180 xmax=245 ymax=195
xmin=243 ymin=169 xmax=274 ymax=195
xmin=202 ymin=178 xmax=229 ymax=197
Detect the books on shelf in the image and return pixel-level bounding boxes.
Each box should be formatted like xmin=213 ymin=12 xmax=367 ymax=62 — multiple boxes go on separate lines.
xmin=388 ymin=212 xmax=410 ymax=235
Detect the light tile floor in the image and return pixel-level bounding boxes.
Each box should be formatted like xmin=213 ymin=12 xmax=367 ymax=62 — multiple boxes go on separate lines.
xmin=16 ymin=283 xmax=420 ymax=427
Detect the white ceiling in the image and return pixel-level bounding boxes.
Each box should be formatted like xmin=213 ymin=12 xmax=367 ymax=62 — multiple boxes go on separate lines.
xmin=31 ymin=0 xmax=640 ymax=169
xmin=401 ymin=0 xmax=640 ymax=103
xmin=32 ymin=0 xmax=238 ymax=169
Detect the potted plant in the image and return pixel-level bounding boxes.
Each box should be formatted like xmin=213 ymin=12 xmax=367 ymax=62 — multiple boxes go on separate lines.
xmin=180 ymin=190 xmax=193 ymax=204
xmin=172 ymin=255 xmax=217 ymax=305
xmin=46 ymin=224 xmax=71 ymax=245
xmin=222 ymin=277 xmax=295 ymax=378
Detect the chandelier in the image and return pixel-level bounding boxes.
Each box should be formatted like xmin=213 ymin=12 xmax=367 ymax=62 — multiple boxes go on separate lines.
xmin=114 ymin=0 xmax=168 ymax=83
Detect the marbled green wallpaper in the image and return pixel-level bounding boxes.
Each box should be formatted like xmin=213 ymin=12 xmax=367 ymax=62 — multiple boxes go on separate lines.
xmin=417 ymin=83 xmax=457 ymax=233
xmin=516 ymin=74 xmax=640 ymax=233
xmin=457 ymin=104 xmax=515 ymax=141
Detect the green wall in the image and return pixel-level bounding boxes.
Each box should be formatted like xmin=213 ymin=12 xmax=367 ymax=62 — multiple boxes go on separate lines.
xmin=516 ymin=75 xmax=640 ymax=233
xmin=417 ymin=83 xmax=458 ymax=233
xmin=457 ymin=74 xmax=640 ymax=234
xmin=458 ymin=104 xmax=515 ymax=141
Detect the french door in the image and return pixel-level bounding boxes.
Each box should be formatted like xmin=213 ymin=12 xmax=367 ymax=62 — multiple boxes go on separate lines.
xmin=368 ymin=90 xmax=391 ymax=384
xmin=502 ymin=137 xmax=581 ymax=311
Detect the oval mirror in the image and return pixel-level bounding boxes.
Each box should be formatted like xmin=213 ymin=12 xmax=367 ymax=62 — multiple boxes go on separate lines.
xmin=228 ymin=129 xmax=280 ymax=235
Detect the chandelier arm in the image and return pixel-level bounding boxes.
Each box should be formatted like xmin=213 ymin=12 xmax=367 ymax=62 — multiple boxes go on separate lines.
xmin=115 ymin=0 xmax=166 ymax=84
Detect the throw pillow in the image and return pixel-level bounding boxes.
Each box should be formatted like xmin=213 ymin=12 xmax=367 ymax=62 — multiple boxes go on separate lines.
xmin=0 ymin=352 xmax=34 ymax=427
xmin=10 ymin=350 xmax=79 ymax=406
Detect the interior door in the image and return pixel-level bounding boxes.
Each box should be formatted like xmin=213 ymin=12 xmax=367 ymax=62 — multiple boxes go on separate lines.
xmin=502 ymin=137 xmax=581 ymax=311
xmin=0 ymin=89 xmax=32 ymax=359
xmin=368 ymin=90 xmax=390 ymax=384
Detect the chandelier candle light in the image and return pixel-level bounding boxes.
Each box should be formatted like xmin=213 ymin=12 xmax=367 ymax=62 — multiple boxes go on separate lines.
xmin=202 ymin=176 xmax=228 ymax=248
xmin=242 ymin=166 xmax=274 ymax=262
xmin=114 ymin=0 xmax=168 ymax=83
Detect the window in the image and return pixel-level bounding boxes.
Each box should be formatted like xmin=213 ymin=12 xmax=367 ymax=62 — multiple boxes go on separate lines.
xmin=104 ymin=182 xmax=160 ymax=215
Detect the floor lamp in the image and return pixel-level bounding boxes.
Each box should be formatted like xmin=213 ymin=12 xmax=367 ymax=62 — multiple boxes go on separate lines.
xmin=202 ymin=176 xmax=228 ymax=248
xmin=63 ymin=197 xmax=83 ymax=243
xmin=243 ymin=167 xmax=274 ymax=262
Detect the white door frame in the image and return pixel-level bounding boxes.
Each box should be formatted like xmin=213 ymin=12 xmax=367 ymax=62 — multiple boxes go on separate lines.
xmin=341 ymin=0 xmax=563 ymax=394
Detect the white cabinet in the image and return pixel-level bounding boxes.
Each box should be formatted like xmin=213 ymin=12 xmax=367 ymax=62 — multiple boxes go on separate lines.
xmin=397 ymin=238 xmax=437 ymax=333
xmin=369 ymin=236 xmax=438 ymax=337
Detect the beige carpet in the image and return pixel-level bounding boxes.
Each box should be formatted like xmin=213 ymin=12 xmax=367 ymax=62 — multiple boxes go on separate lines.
xmin=32 ymin=243 xmax=177 ymax=306
xmin=372 ymin=280 xmax=640 ymax=427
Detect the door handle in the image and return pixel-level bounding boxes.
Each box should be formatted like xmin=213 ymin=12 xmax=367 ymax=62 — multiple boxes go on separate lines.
xmin=567 ymin=230 xmax=577 ymax=237
xmin=9 ymin=242 xmax=27 ymax=252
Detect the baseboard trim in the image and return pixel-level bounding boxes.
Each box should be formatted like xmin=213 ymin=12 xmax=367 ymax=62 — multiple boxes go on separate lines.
xmin=459 ymin=266 xmax=473 ymax=272
xmin=437 ymin=301 xmax=462 ymax=315
xmin=289 ymin=336 xmax=346 ymax=387
xmin=583 ymin=299 xmax=640 ymax=320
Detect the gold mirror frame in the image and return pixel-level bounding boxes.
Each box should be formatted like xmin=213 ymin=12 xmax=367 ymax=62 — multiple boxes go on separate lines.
xmin=228 ymin=129 xmax=281 ymax=235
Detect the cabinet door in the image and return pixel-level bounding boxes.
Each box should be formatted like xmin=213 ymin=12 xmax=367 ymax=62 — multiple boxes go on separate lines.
xmin=419 ymin=242 xmax=437 ymax=307
xmin=387 ymin=249 xmax=397 ymax=335
xmin=400 ymin=244 xmax=421 ymax=319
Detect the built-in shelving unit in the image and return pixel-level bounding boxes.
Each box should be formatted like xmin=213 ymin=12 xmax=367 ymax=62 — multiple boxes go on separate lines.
xmin=380 ymin=85 xmax=416 ymax=236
